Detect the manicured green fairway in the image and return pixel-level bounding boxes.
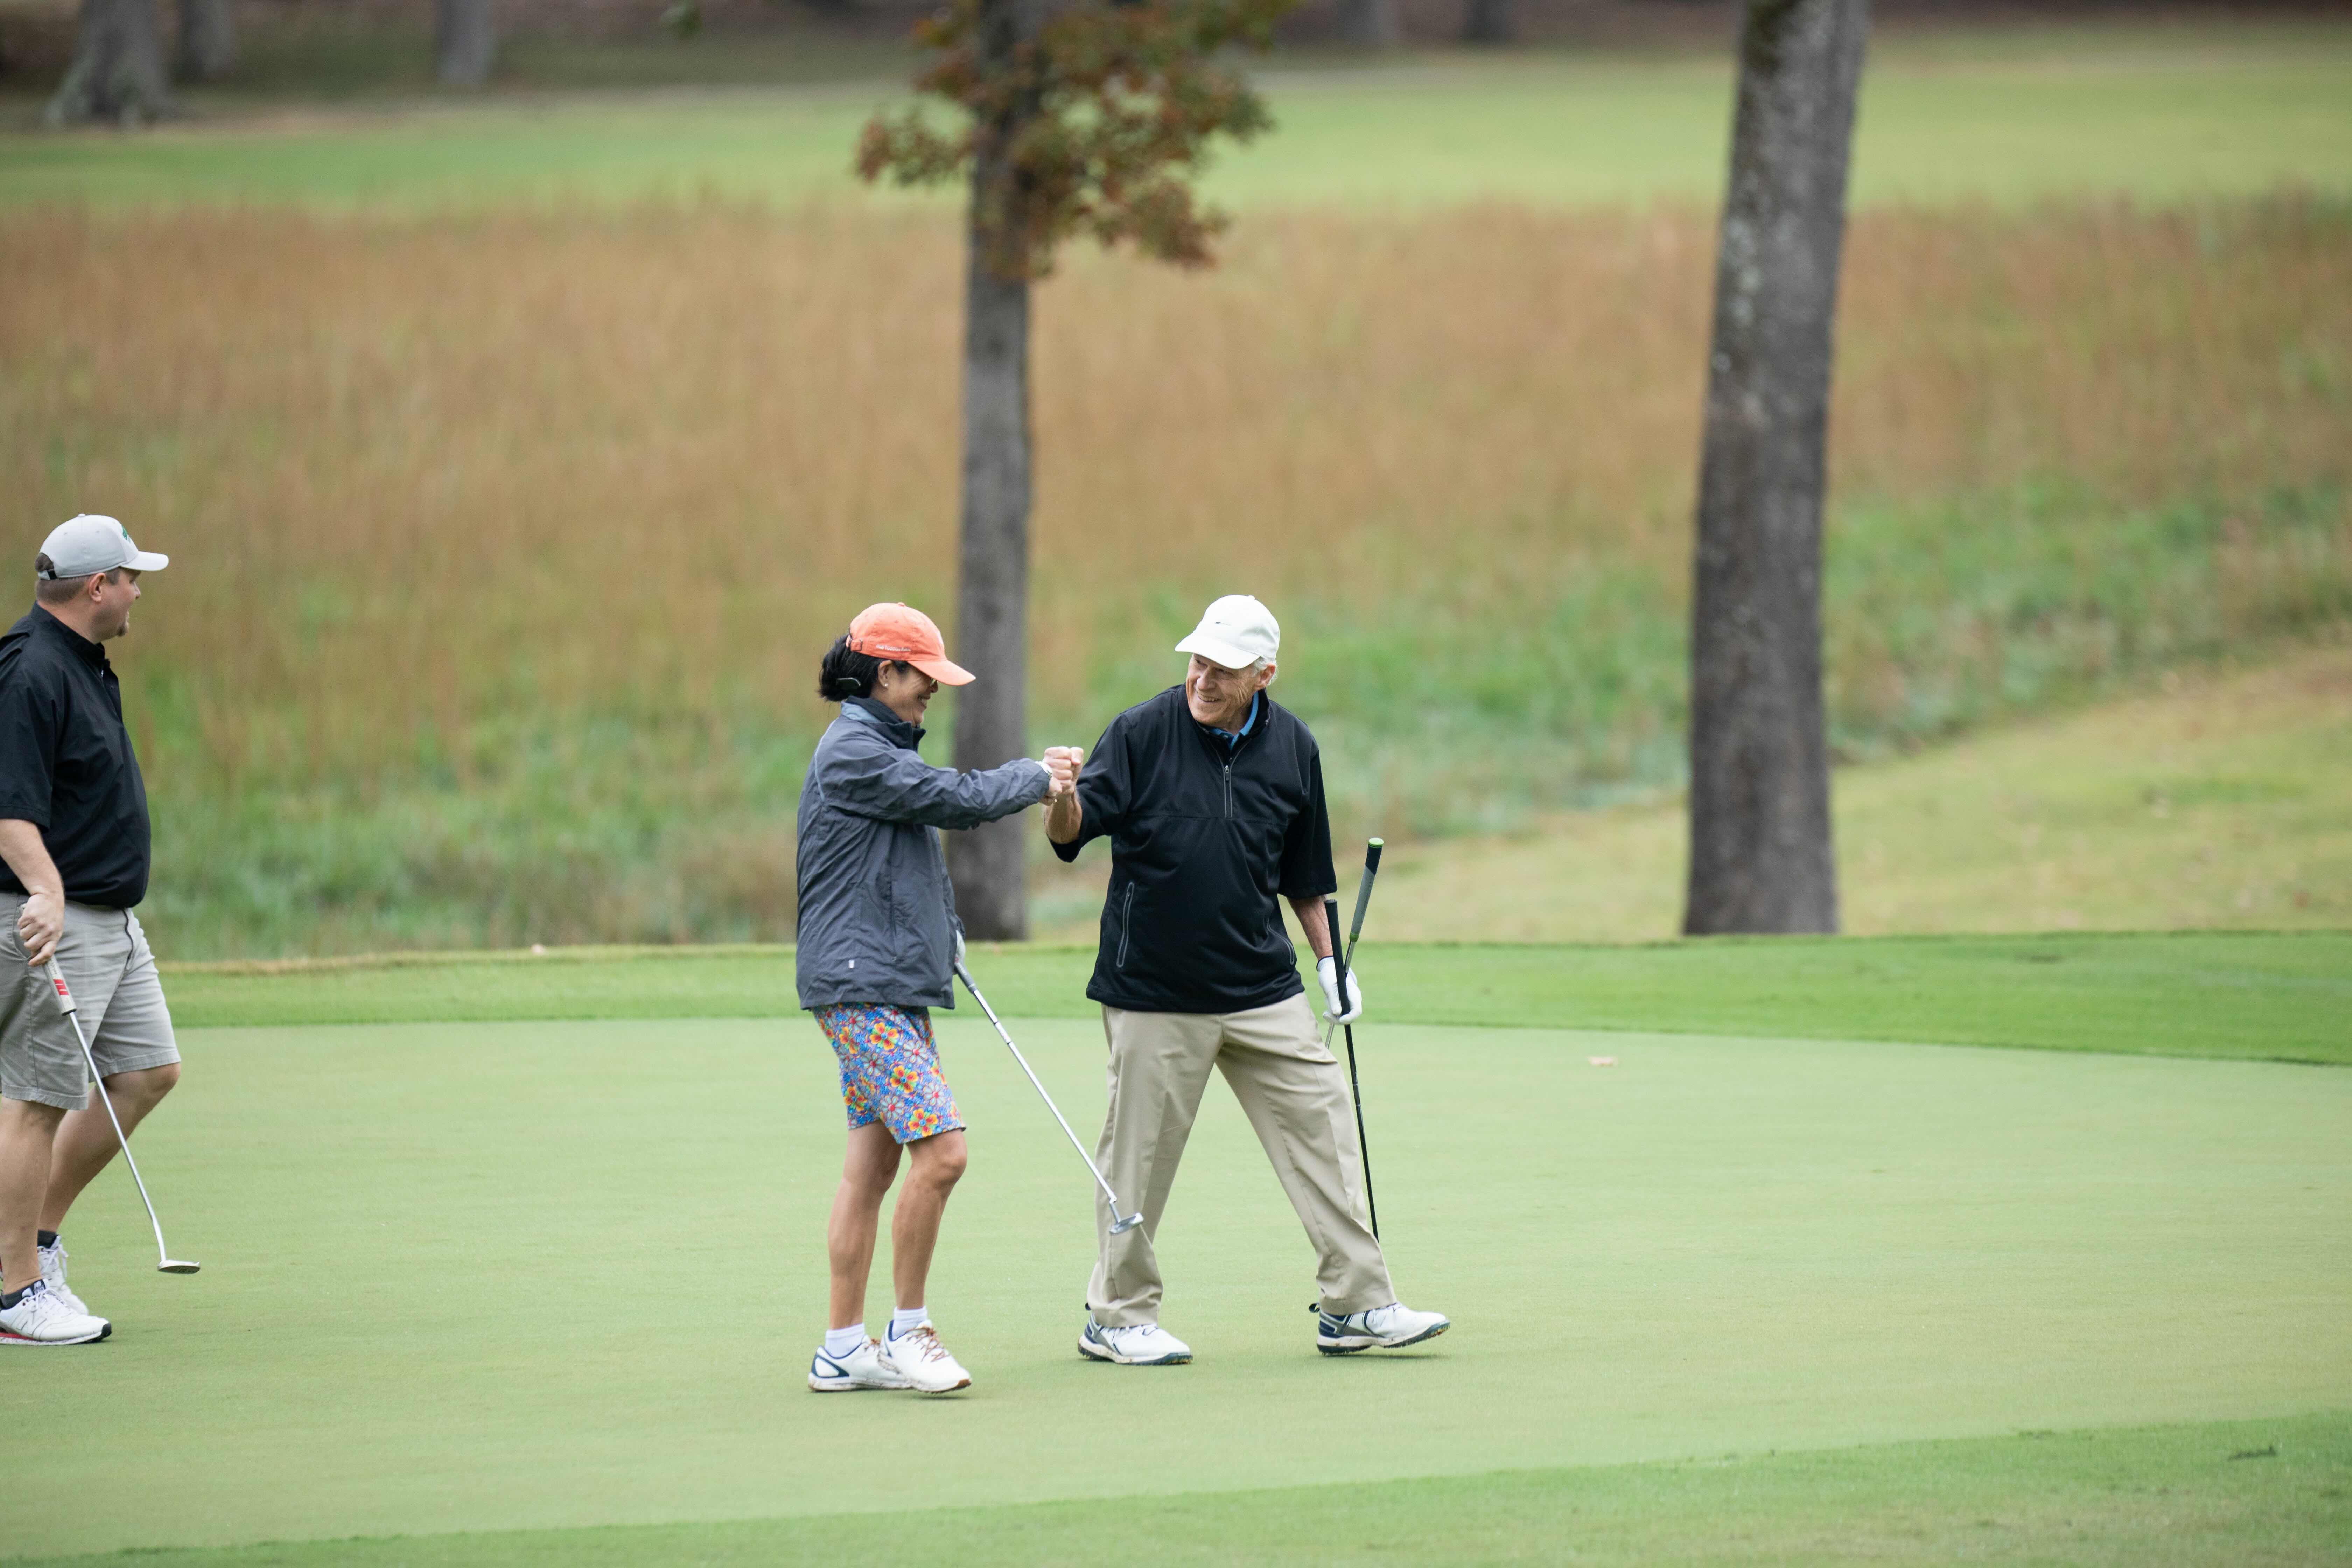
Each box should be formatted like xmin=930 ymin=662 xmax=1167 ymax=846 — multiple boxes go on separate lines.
xmin=164 ymin=930 xmax=2352 ymax=1063
xmin=24 ymin=1416 xmax=2352 ymax=1565
xmin=4 ymin=30 xmax=2348 ymax=212
xmin=9 ymin=950 xmax=2348 ymax=1561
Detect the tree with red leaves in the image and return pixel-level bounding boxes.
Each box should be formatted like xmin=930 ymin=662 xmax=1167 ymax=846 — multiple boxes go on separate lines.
xmin=859 ymin=0 xmax=1291 ymax=939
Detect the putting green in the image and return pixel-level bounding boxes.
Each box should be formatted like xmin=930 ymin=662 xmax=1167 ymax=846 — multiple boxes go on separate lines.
xmin=10 ymin=1014 xmax=2346 ymax=1559
xmin=22 ymin=1415 xmax=2352 ymax=1566
xmin=160 ymin=931 xmax=2352 ymax=1063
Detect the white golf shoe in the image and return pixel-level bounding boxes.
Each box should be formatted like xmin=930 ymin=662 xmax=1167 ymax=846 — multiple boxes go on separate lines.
xmin=39 ymin=1239 xmax=93 ymax=1318
xmin=1078 ymin=1316 xmax=1193 ymax=1365
xmin=1317 ymin=1302 xmax=1450 ymax=1354
xmin=877 ymin=1324 xmax=971 ymax=1394
xmin=808 ymin=1337 xmax=911 ymax=1393
xmin=0 ymin=1280 xmax=111 ymax=1346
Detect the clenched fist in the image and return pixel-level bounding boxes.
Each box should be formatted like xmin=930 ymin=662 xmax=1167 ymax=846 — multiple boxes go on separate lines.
xmin=1042 ymin=745 xmax=1085 ymax=798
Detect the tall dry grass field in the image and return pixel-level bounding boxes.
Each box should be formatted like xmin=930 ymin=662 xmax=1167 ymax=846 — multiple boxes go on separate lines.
xmin=2 ymin=198 xmax=2345 ymax=951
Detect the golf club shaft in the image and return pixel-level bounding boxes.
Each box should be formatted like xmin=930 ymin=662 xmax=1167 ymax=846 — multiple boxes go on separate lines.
xmin=1324 ymin=840 xmax=1384 ymax=1239
xmin=953 ymin=960 xmax=1135 ymax=1222
xmin=46 ymin=961 xmax=177 ymax=1269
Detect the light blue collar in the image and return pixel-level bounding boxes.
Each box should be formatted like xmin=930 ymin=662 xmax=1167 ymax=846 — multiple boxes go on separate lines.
xmin=1208 ymin=692 xmax=1261 ymax=749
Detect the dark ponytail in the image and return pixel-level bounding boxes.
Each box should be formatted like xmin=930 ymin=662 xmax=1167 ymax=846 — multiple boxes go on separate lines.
xmin=819 ymin=635 xmax=910 ymax=703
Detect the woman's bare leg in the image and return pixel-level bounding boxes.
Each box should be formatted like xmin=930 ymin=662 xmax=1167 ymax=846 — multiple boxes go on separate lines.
xmin=891 ymin=1129 xmax=968 ymax=1310
xmin=827 ymin=1122 xmax=902 ymax=1331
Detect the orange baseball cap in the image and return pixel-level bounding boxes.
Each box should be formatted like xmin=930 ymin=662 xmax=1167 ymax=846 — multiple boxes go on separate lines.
xmin=847 ymin=602 xmax=974 ymax=686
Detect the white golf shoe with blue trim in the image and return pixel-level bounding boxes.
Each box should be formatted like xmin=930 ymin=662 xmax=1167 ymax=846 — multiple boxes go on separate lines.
xmin=1317 ymin=1302 xmax=1450 ymax=1354
xmin=1078 ymin=1316 xmax=1192 ymax=1365
xmin=807 ymin=1336 xmax=911 ymax=1392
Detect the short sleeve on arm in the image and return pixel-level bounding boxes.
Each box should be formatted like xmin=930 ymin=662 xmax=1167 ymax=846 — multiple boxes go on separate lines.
xmin=1050 ymin=717 xmax=1132 ymax=864
xmin=1277 ymin=746 xmax=1336 ymax=899
xmin=0 ymin=668 xmax=57 ymax=826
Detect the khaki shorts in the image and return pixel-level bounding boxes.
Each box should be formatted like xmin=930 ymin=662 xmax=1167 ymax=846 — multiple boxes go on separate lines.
xmin=0 ymin=897 xmax=180 ymax=1112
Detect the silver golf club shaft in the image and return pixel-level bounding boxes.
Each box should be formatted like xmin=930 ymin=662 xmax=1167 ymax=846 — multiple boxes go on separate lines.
xmin=44 ymin=961 xmax=197 ymax=1274
xmin=952 ymin=960 xmax=1143 ymax=1232
xmin=1323 ymin=840 xmax=1383 ymax=1240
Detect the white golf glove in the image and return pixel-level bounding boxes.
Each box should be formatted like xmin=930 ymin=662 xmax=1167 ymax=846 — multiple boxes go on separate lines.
xmin=953 ymin=928 xmax=966 ymax=968
xmin=1316 ymin=955 xmax=1364 ymax=1024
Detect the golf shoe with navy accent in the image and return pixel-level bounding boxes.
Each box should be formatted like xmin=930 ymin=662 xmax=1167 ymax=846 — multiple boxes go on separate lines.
xmin=808 ymin=1336 xmax=911 ymax=1392
xmin=1078 ymin=1316 xmax=1192 ymax=1365
xmin=1317 ymin=1302 xmax=1450 ymax=1354
xmin=0 ymin=1280 xmax=111 ymax=1346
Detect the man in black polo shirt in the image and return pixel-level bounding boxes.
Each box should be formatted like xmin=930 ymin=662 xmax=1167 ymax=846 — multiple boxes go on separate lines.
xmin=1044 ymin=594 xmax=1449 ymax=1365
xmin=0 ymin=514 xmax=180 ymax=1347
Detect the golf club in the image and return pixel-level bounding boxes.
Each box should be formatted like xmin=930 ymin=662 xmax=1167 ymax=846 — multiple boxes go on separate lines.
xmin=42 ymin=962 xmax=200 ymax=1274
xmin=953 ymin=958 xmax=1145 ymax=1236
xmin=1323 ymin=837 xmax=1384 ymax=1239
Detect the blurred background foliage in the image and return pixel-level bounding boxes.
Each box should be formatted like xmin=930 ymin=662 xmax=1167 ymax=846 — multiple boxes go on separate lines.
xmin=0 ymin=8 xmax=2346 ymax=955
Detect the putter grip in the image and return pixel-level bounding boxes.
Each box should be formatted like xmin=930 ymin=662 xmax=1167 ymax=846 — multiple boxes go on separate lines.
xmin=1345 ymin=836 xmax=1381 ymax=947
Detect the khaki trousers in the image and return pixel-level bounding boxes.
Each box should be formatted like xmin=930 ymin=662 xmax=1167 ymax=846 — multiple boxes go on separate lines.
xmin=1087 ymin=993 xmax=1393 ymax=1326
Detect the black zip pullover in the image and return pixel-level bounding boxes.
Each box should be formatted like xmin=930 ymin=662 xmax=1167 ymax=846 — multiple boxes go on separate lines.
xmin=1052 ymin=685 xmax=1336 ymax=1013
xmin=0 ymin=607 xmax=152 ymax=908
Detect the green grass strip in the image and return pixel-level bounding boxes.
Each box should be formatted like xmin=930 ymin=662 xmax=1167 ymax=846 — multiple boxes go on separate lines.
xmin=6 ymin=36 xmax=2351 ymax=213
xmin=162 ymin=931 xmax=2352 ymax=1064
xmin=25 ymin=1411 xmax=2348 ymax=1566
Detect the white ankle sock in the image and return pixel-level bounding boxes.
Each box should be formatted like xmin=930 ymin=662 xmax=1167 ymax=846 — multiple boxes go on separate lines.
xmin=824 ymin=1325 xmax=867 ymax=1359
xmin=889 ymin=1306 xmax=928 ymax=1339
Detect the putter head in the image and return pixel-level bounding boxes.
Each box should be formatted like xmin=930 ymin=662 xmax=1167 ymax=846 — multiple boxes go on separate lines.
xmin=158 ymin=1260 xmax=201 ymax=1274
xmin=1108 ymin=1212 xmax=1144 ymax=1235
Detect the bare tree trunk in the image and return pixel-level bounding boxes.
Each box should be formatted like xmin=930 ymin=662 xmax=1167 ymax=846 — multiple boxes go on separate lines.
xmin=1336 ymin=0 xmax=1399 ymax=47
xmin=1461 ymin=0 xmax=1512 ymax=44
xmin=175 ymin=0 xmax=236 ymax=80
xmin=435 ymin=0 xmax=493 ymax=86
xmin=44 ymin=0 xmax=168 ymax=126
xmin=1682 ymin=0 xmax=1867 ymax=937
xmin=945 ymin=0 xmax=1044 ymax=941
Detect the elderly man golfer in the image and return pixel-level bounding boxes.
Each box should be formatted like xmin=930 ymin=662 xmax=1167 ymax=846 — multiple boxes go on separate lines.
xmin=796 ymin=602 xmax=1077 ymax=1395
xmin=1045 ymin=595 xmax=1448 ymax=1364
xmin=0 ymin=515 xmax=181 ymax=1347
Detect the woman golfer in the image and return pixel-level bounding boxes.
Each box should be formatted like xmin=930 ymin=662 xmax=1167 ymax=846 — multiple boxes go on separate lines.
xmin=796 ymin=602 xmax=1069 ymax=1395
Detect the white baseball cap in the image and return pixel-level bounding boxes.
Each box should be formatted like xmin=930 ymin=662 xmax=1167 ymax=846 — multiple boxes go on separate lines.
xmin=1175 ymin=594 xmax=1279 ymax=671
xmin=37 ymin=514 xmax=168 ymax=580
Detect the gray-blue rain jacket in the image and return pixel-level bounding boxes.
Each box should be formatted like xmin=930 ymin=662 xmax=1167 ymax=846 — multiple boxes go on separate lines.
xmin=795 ymin=697 xmax=1051 ymax=1011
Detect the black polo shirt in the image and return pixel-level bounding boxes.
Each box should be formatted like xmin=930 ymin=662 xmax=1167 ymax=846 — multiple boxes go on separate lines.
xmin=1053 ymin=685 xmax=1336 ymax=1014
xmin=0 ymin=607 xmax=152 ymax=908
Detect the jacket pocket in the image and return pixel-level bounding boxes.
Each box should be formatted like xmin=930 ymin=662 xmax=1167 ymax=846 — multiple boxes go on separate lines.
xmin=1115 ymin=883 xmax=1136 ymax=969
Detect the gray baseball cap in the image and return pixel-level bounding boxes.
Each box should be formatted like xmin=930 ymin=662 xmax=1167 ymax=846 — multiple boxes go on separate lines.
xmin=37 ymin=514 xmax=169 ymax=580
